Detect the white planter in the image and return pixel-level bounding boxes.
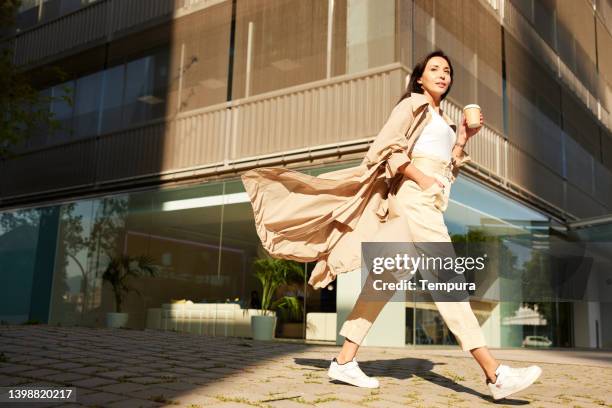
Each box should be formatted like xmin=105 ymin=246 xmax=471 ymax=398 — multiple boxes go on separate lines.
xmin=251 ymin=315 xmax=277 ymax=341
xmin=106 ymin=312 xmax=129 ymax=328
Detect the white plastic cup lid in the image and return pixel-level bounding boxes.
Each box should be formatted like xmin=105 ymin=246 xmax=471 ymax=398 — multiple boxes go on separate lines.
xmin=464 ymin=104 xmax=481 ymax=110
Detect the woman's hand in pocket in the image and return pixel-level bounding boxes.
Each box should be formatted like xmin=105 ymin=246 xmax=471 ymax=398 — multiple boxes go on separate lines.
xmin=418 ymin=175 xmax=444 ymax=191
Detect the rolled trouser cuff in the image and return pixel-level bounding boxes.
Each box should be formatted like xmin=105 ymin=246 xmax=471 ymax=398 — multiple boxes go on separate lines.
xmin=456 ymin=328 xmax=487 ymax=352
xmin=338 ymin=318 xmax=373 ymax=345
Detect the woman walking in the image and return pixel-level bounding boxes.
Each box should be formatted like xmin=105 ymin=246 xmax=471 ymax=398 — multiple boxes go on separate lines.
xmin=242 ymin=50 xmax=541 ymax=401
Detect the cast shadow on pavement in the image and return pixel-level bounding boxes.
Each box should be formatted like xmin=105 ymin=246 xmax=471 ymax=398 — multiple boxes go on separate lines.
xmin=294 ymin=357 xmax=530 ymax=405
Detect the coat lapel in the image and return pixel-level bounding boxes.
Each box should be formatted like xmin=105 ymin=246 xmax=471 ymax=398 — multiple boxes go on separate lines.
xmin=408 ymin=92 xmax=457 ymax=132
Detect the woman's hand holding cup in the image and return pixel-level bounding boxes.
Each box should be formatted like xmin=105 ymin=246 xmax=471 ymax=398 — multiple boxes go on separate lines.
xmin=458 ymin=104 xmax=483 ymax=145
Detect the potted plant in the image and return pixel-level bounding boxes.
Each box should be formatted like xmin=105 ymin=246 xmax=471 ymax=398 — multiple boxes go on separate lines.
xmin=102 ymin=254 xmax=157 ymax=328
xmin=275 ymin=295 xmax=306 ymax=338
xmin=251 ymin=257 xmax=305 ymax=340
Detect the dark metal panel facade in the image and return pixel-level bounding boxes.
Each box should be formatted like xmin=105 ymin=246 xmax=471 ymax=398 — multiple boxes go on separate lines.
xmin=566 ymin=182 xmax=608 ymax=219
xmin=0 ymin=140 xmax=96 ymax=197
xmin=506 ymin=143 xmax=564 ymax=210
xmin=564 ymin=131 xmax=594 ymax=192
xmin=593 ymin=160 xmax=612 ymax=209
xmin=95 ymin=122 xmax=167 ymax=183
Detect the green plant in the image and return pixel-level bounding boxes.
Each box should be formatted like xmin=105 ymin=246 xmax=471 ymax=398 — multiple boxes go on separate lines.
xmin=252 ymin=258 xmax=305 ymax=317
xmin=274 ymin=296 xmax=303 ymax=322
xmin=102 ymin=254 xmax=157 ymax=313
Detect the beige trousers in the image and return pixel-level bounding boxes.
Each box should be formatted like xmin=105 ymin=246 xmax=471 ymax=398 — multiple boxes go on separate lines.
xmin=338 ymin=153 xmax=487 ymax=351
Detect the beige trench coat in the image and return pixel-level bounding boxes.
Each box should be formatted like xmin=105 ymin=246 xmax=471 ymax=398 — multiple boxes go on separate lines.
xmin=241 ymin=92 xmax=472 ymax=289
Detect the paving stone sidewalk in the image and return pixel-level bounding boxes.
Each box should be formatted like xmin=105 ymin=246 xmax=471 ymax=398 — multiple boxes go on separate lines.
xmin=0 ymin=326 xmax=610 ymax=408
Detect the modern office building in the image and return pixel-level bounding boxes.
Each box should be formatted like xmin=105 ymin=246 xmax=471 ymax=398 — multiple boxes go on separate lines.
xmin=1 ymin=0 xmax=611 ymax=348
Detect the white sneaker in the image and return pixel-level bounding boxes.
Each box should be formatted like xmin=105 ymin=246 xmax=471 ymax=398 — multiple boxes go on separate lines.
xmin=488 ymin=364 xmax=542 ymax=400
xmin=328 ymin=357 xmax=380 ymax=388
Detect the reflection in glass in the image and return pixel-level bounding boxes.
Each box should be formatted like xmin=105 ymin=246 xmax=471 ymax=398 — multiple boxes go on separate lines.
xmin=48 ymin=196 xmax=134 ymax=327
xmin=37 ymin=167 xmax=583 ymax=346
xmin=406 ymin=174 xmax=578 ymax=347
xmin=0 ymin=209 xmax=43 ymax=323
xmin=49 ymin=200 xmax=96 ymax=326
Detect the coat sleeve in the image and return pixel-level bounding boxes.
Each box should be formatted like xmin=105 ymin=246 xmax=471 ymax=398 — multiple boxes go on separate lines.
xmin=451 ymin=149 xmax=472 ymax=179
xmin=361 ymin=98 xmax=415 ymax=179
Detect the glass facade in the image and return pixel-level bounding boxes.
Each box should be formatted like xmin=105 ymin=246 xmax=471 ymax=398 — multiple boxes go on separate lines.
xmin=28 ymin=47 xmax=170 ymax=147
xmin=405 ymin=175 xmax=577 ymax=348
xmin=0 ymin=207 xmax=59 ymax=324
xmin=0 ymin=209 xmax=43 ymax=323
xmin=1 ymin=164 xmax=598 ymax=347
xmin=31 ymin=165 xmax=350 ymax=338
xmin=36 ymin=180 xmax=301 ymax=332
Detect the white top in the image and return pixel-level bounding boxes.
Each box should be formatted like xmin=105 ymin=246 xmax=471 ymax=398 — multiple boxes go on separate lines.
xmin=412 ymin=105 xmax=456 ymax=161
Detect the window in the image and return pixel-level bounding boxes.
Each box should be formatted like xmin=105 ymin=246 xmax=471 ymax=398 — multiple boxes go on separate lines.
xmin=15 ymin=0 xmax=41 ymax=31
xmin=50 ymin=80 xmax=75 ymax=143
xmin=533 ymin=0 xmax=555 ymax=50
xmin=99 ymin=65 xmax=125 ymax=135
xmin=26 ymin=88 xmax=52 ymax=149
xmin=232 ymin=0 xmax=329 ymax=99
xmin=510 ymin=0 xmax=533 ymax=22
xmin=123 ymin=49 xmax=169 ymax=127
xmin=32 ymin=47 xmax=169 ymax=147
xmin=176 ymin=3 xmax=232 ymax=111
xmin=74 ymin=71 xmax=103 ymax=138
xmin=18 ymin=0 xmax=39 ymax=12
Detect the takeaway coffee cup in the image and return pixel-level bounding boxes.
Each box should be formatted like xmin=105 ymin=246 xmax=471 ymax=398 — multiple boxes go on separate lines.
xmin=463 ymin=104 xmax=481 ymax=129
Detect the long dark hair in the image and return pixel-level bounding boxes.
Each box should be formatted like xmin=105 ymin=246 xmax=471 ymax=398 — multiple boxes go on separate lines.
xmin=397 ymin=50 xmax=454 ymax=105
